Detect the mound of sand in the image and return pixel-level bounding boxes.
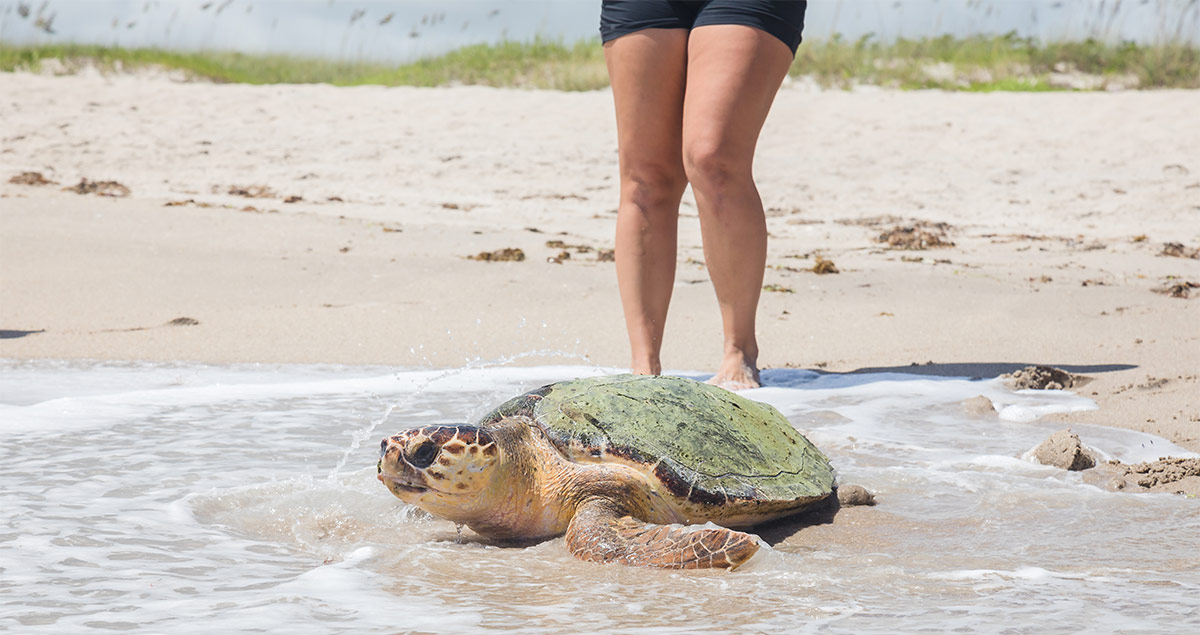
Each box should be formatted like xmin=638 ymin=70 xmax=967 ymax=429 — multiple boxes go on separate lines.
xmin=1104 ymin=458 xmax=1200 ymax=494
xmin=1031 ymin=429 xmax=1097 ymax=471
xmin=1031 ymin=429 xmax=1199 ymax=496
xmin=836 ymin=484 xmax=876 ymax=506
xmin=960 ymin=395 xmax=997 ymax=418
xmin=1004 ymin=366 xmax=1086 ymax=390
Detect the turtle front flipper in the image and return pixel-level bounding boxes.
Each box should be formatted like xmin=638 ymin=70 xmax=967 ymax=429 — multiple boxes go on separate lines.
xmin=565 ymin=499 xmax=759 ymax=569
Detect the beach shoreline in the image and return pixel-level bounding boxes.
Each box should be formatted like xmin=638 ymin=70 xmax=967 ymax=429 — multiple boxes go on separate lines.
xmin=2 ymin=71 xmax=1197 ymax=462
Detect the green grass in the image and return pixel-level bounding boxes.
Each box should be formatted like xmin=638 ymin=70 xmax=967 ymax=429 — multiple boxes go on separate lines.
xmin=796 ymin=32 xmax=1200 ymax=90
xmin=0 ymin=40 xmax=608 ymax=90
xmin=2 ymin=33 xmax=1197 ymax=91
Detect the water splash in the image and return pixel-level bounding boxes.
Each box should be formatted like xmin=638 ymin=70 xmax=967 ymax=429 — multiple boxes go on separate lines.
xmin=327 ymin=399 xmax=400 ymax=479
xmin=326 ymin=348 xmax=595 ymax=479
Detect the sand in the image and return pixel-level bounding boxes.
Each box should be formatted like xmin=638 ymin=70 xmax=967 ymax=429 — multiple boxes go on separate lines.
xmin=1031 ymin=429 xmax=1099 ymax=471
xmin=1 ymin=71 xmax=1198 ymax=482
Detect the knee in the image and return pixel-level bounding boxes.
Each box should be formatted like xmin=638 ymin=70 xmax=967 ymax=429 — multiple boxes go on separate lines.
xmin=621 ymin=162 xmax=687 ymax=219
xmin=682 ymin=139 xmax=750 ymax=198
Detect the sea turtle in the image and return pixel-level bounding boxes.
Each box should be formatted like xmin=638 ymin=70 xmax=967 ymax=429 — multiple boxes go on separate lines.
xmin=377 ymin=374 xmax=836 ymax=569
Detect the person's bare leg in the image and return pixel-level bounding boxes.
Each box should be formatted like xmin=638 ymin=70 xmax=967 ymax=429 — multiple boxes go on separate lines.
xmin=604 ymin=30 xmax=690 ymax=375
xmin=682 ymin=25 xmax=794 ymax=390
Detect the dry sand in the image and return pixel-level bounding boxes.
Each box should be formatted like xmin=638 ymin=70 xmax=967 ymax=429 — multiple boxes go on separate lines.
xmin=2 ymin=71 xmax=1198 ymax=477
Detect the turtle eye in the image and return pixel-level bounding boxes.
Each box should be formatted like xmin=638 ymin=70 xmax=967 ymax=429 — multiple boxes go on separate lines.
xmin=408 ymin=441 xmax=438 ymax=468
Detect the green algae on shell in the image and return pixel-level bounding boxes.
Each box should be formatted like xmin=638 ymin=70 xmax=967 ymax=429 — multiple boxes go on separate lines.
xmin=485 ymin=374 xmax=835 ymax=507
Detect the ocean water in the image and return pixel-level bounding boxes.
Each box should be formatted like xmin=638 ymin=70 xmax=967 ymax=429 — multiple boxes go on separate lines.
xmin=1 ymin=0 xmax=1197 ymax=62
xmin=2 ymin=359 xmax=1199 ymax=633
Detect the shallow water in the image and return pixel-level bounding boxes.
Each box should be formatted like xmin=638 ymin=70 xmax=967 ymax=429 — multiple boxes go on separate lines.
xmin=2 ymin=360 xmax=1198 ymax=633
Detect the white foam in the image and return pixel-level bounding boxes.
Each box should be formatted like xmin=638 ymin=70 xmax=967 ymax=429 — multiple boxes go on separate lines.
xmin=1 ymin=359 xmax=1197 ymax=634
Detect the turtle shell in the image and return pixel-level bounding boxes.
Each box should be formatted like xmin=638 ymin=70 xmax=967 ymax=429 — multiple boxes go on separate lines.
xmin=482 ymin=374 xmax=834 ymax=507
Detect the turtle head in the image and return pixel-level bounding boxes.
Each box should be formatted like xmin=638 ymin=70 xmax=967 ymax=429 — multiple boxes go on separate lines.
xmin=377 ymin=425 xmax=501 ymax=520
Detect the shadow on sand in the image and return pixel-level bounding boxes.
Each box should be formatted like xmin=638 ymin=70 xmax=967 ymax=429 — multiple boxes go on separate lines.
xmin=754 ymin=492 xmax=862 ymax=547
xmin=743 ymin=362 xmax=1138 ymax=390
xmin=0 ymin=329 xmax=45 ymax=339
xmin=841 ymin=362 xmax=1137 ymax=379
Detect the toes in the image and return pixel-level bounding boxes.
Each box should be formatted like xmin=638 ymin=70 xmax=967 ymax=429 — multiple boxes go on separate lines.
xmin=706 ymin=374 xmax=761 ymax=391
xmin=706 ymin=359 xmax=761 ymax=391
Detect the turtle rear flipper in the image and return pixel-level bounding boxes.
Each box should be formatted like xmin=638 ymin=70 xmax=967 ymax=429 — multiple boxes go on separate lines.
xmin=565 ymin=499 xmax=759 ymax=569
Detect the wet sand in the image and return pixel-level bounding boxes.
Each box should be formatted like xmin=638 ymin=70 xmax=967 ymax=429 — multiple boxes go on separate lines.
xmin=1 ymin=71 xmax=1198 ymax=481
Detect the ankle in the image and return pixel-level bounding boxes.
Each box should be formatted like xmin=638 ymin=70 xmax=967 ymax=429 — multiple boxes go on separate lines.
xmin=631 ymin=357 xmax=662 ymax=376
xmin=722 ymin=342 xmax=758 ymax=366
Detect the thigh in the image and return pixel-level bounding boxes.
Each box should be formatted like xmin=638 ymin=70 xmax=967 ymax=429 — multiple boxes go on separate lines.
xmin=603 ymin=29 xmax=690 ymax=179
xmin=693 ymin=0 xmax=808 ymax=54
xmin=600 ymin=0 xmax=700 ymax=45
xmin=681 ymin=24 xmax=795 ymax=167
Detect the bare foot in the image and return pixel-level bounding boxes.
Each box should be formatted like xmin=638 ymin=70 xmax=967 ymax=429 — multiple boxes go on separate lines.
xmin=706 ymin=352 xmax=760 ymax=391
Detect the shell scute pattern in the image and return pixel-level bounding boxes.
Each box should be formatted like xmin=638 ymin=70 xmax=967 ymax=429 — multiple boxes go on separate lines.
xmin=486 ymin=374 xmax=834 ymax=507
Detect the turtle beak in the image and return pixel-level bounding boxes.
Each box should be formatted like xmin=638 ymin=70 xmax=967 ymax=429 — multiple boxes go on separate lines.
xmin=378 ymin=436 xmax=429 ymax=499
xmin=378 ymin=472 xmax=428 ymax=494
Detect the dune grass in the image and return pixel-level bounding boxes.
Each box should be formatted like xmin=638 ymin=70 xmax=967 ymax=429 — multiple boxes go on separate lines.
xmin=2 ymin=34 xmax=1197 ymax=91
xmin=797 ymin=32 xmax=1200 ymax=90
xmin=0 ymin=40 xmax=608 ymax=90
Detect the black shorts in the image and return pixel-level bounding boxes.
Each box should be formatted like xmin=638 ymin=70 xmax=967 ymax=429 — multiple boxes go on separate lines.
xmin=600 ymin=0 xmax=808 ymax=55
